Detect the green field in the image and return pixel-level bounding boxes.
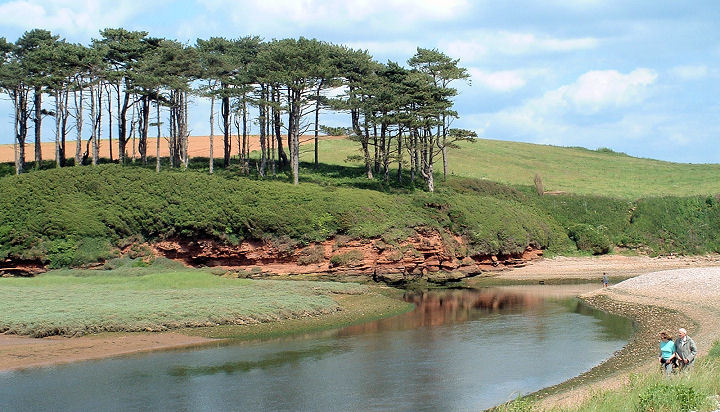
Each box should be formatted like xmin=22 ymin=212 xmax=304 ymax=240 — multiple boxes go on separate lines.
xmin=303 ymin=138 xmax=720 ymax=199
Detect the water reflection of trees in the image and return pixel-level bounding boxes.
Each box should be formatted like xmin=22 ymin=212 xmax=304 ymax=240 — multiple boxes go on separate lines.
xmin=339 ymin=289 xmax=545 ymax=336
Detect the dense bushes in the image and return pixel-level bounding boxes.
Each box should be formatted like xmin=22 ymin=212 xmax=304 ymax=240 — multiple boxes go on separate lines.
xmin=1 ymin=164 xmax=719 ymax=268
xmin=567 ymin=224 xmax=612 ymax=254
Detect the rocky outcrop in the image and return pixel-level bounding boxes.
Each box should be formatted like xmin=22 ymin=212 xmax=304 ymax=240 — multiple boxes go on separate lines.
xmin=153 ymin=231 xmax=543 ymax=284
xmin=0 ymin=259 xmax=45 ymax=277
xmin=0 ymin=231 xmax=544 ymax=282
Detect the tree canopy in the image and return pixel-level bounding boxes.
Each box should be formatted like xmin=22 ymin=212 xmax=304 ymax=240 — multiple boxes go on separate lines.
xmin=0 ymin=29 xmax=473 ymax=191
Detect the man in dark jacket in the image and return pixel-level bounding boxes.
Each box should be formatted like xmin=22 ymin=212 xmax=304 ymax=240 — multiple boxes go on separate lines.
xmin=675 ymin=328 xmax=697 ymax=371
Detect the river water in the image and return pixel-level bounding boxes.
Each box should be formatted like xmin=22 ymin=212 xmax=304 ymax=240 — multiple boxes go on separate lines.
xmin=0 ymin=285 xmax=632 ymax=411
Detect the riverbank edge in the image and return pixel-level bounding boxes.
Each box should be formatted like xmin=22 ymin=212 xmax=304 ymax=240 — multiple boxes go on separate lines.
xmin=521 ymin=294 xmax=696 ymax=406
xmin=0 ymin=287 xmax=414 ymax=372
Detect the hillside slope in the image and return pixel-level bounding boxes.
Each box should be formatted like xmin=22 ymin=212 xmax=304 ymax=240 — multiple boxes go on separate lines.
xmin=2 ymin=164 xmax=719 ymax=279
xmin=307 ymin=138 xmax=720 ymax=199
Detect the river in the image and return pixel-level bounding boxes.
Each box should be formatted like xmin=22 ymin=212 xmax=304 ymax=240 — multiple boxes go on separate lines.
xmin=0 ymin=284 xmax=632 ymax=411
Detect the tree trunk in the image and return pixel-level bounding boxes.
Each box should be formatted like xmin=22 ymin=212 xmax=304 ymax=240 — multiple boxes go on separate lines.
xmin=363 ymin=121 xmax=373 ymax=179
xmin=241 ymin=96 xmax=247 ymax=167
xmin=373 ymin=124 xmax=379 ymax=174
xmin=381 ymin=121 xmax=389 ymax=182
xmin=155 ymin=101 xmax=161 ymax=173
xmin=90 ymin=84 xmax=97 ymax=166
xmin=397 ymin=130 xmax=403 ymax=184
xmin=259 ymin=85 xmax=267 ymax=177
xmin=441 ymin=114 xmax=448 ymax=180
xmin=222 ymin=94 xmax=230 ymax=167
xmin=54 ymin=90 xmax=61 ymax=168
xmin=270 ymin=102 xmax=276 ymax=177
xmin=182 ymin=91 xmax=189 ymax=169
xmin=140 ymin=95 xmax=149 ymax=164
xmin=426 ymin=163 xmax=435 ymax=192
xmin=209 ymin=93 xmax=215 ymax=174
xmin=314 ymin=82 xmax=322 ymax=168
xmin=74 ymin=87 xmax=83 ymax=166
xmin=60 ymin=89 xmax=69 ymax=167
xmin=274 ymin=88 xmax=287 ymax=167
xmin=106 ymin=86 xmax=113 ymax=162
xmin=413 ymin=132 xmax=420 ymax=182
xmin=288 ymin=90 xmax=301 ymax=185
xmin=33 ymin=86 xmax=42 ymax=168
xmin=13 ymin=89 xmax=28 ymax=175
xmin=118 ymin=80 xmax=130 ymax=164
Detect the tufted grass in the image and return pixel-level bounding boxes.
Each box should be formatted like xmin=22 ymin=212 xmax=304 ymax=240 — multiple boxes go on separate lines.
xmin=0 ymin=261 xmax=367 ymax=338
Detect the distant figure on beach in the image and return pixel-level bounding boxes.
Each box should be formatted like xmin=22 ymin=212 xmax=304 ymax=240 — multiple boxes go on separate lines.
xmin=658 ymin=331 xmax=677 ymax=376
xmin=602 ymin=273 xmax=609 ymax=287
xmin=675 ymin=328 xmax=697 ymax=371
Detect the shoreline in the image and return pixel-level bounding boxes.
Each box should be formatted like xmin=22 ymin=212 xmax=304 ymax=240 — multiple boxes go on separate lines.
xmin=2 ymin=254 xmax=719 ymax=411
xmin=521 ymin=260 xmax=720 ymax=410
xmin=0 ymin=290 xmax=413 ymax=373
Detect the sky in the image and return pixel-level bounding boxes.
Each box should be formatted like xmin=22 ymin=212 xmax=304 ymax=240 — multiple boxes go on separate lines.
xmin=0 ymin=0 xmax=718 ymax=163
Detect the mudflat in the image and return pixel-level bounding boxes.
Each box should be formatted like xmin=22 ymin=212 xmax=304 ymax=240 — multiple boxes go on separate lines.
xmin=0 ymin=333 xmax=213 ymax=371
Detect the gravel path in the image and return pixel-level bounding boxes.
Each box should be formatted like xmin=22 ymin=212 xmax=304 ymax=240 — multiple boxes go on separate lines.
xmin=613 ymin=267 xmax=720 ymax=300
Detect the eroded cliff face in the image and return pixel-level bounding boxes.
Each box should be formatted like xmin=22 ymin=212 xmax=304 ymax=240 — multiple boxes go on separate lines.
xmin=0 ymin=231 xmax=543 ymax=282
xmin=152 ymin=231 xmax=543 ymax=284
xmin=0 ymin=259 xmax=45 ymax=277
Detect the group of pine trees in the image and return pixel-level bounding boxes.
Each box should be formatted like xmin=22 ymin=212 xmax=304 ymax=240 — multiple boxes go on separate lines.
xmin=0 ymin=28 xmax=475 ymax=191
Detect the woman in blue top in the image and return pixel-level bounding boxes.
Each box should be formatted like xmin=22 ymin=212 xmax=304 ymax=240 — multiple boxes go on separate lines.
xmin=659 ymin=331 xmax=677 ymax=376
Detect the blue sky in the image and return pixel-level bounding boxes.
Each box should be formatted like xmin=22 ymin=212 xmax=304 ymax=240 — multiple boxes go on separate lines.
xmin=0 ymin=0 xmax=718 ymax=163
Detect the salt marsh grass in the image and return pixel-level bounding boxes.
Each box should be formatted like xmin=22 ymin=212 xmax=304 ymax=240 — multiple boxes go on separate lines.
xmin=0 ymin=260 xmax=366 ymax=337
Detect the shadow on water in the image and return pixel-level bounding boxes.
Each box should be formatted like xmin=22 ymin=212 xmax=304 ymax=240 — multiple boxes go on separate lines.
xmin=339 ymin=288 xmax=546 ymax=336
xmin=169 ymin=344 xmax=350 ymax=377
xmin=340 ymin=287 xmax=632 ymax=340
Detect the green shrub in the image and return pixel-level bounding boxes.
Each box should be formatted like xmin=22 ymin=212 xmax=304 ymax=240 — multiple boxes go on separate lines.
xmin=385 ymin=247 xmax=404 ymax=262
xmin=567 ymin=223 xmax=613 ymax=254
xmin=72 ymin=238 xmax=115 ymax=266
xmin=637 ymin=383 xmax=706 ymax=412
xmin=330 ymin=250 xmax=364 ymax=267
xmin=45 ymin=238 xmax=78 ymax=269
xmin=297 ymin=245 xmax=325 ymax=265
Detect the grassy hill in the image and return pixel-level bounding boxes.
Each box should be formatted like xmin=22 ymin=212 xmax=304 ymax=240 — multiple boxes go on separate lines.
xmin=305 ymin=138 xmax=720 ymax=199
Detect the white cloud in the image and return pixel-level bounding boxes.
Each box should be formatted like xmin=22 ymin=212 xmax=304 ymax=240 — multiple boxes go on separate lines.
xmin=0 ymin=0 xmax=154 ymax=39
xmin=561 ymin=69 xmax=657 ymax=113
xmin=670 ymin=65 xmax=708 ymax=80
xmin=201 ymin=0 xmax=471 ymax=33
xmin=344 ymin=40 xmax=418 ymax=58
xmin=468 ymin=68 xmax=658 ymax=143
xmin=469 ymin=68 xmax=549 ymax=92
xmin=442 ymin=31 xmax=599 ymax=63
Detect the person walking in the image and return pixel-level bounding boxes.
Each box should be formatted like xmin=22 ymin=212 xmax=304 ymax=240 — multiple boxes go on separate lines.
xmin=675 ymin=328 xmax=697 ymax=371
xmin=658 ymin=331 xmax=677 ymax=376
xmin=602 ymin=273 xmax=609 ymax=287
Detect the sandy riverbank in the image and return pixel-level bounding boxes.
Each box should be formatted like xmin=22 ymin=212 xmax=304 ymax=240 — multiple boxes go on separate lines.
xmin=528 ymin=263 xmax=720 ymax=410
xmin=0 ymin=333 xmax=214 ymax=371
